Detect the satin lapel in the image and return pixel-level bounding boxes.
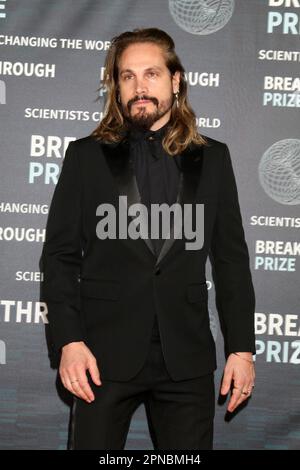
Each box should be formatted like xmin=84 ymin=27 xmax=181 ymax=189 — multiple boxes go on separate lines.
xmin=101 ymin=138 xmax=156 ymax=258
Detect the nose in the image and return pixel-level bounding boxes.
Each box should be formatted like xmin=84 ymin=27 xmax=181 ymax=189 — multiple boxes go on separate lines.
xmin=135 ymin=76 xmax=147 ymax=96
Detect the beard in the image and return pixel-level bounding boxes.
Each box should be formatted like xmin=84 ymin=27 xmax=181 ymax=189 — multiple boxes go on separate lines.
xmin=122 ymin=94 xmax=174 ymax=131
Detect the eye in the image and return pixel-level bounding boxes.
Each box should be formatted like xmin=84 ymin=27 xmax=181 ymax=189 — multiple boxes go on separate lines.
xmin=147 ymin=71 xmax=157 ymax=78
xmin=123 ymin=74 xmax=133 ymax=80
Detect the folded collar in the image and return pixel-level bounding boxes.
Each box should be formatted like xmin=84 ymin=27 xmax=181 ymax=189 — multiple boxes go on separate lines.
xmin=128 ymin=120 xmax=170 ymax=143
xmin=128 ymin=121 xmax=170 ymax=160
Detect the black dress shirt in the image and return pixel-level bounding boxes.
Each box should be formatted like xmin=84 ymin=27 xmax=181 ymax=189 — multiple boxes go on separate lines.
xmin=128 ymin=120 xmax=181 ymax=340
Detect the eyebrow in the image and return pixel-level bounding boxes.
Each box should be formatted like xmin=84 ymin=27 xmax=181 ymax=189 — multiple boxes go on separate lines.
xmin=119 ymin=66 xmax=164 ymax=76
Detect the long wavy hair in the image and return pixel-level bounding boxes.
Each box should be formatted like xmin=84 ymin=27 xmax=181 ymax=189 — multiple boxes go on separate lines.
xmin=90 ymin=28 xmax=208 ymax=155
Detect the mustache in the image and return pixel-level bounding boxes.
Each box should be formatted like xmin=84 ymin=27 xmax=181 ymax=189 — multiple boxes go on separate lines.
xmin=127 ymin=95 xmax=158 ymax=111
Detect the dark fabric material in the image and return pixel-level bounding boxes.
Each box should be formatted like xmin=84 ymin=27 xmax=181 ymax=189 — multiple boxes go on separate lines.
xmin=128 ymin=121 xmax=181 ymax=341
xmin=128 ymin=121 xmax=180 ymax=256
xmin=70 ymin=334 xmax=215 ymax=450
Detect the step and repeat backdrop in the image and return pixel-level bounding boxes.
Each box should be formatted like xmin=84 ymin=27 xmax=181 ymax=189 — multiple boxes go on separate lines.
xmin=0 ymin=0 xmax=299 ymax=450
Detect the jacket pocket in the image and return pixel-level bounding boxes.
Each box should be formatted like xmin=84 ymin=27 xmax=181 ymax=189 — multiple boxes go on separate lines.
xmin=187 ymin=281 xmax=208 ymax=303
xmin=80 ymin=278 xmax=120 ymax=300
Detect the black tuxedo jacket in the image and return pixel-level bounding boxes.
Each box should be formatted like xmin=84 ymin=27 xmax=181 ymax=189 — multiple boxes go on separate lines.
xmin=41 ymin=133 xmax=256 ymax=381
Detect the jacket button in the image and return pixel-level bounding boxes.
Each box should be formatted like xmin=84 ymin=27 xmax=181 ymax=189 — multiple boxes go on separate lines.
xmin=154 ymin=267 xmax=161 ymax=275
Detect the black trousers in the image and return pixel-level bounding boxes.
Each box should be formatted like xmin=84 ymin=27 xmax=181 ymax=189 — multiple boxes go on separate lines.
xmin=69 ymin=318 xmax=215 ymax=450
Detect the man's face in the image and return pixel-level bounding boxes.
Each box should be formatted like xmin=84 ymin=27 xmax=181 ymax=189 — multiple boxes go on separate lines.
xmin=117 ymin=42 xmax=180 ymax=131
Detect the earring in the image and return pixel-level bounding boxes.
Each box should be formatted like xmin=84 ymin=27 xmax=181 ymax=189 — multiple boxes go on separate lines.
xmin=117 ymin=93 xmax=121 ymax=103
xmin=174 ymin=91 xmax=179 ymax=108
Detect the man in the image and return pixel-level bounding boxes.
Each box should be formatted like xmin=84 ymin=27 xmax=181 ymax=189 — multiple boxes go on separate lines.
xmin=42 ymin=28 xmax=256 ymax=450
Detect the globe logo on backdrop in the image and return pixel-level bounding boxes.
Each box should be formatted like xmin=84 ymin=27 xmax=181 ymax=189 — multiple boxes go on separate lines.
xmin=169 ymin=0 xmax=235 ymax=35
xmin=259 ymin=139 xmax=300 ymax=205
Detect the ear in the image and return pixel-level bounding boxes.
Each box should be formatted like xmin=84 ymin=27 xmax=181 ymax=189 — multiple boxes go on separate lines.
xmin=172 ymin=71 xmax=181 ymax=93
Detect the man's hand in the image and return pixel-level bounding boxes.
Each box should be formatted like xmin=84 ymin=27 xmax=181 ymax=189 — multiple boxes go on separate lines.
xmin=220 ymin=352 xmax=255 ymax=413
xmin=59 ymin=341 xmax=102 ymax=403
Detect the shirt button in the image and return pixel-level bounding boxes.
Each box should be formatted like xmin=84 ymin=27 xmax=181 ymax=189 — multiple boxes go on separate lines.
xmin=148 ymin=136 xmax=154 ymax=140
